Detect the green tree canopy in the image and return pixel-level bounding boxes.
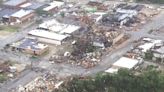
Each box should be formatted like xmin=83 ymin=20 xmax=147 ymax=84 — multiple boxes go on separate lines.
xmin=55 ymin=69 xmax=164 ymax=92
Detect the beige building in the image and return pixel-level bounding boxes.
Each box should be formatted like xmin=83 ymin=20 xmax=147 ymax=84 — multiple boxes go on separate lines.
xmin=10 ymin=38 xmax=48 ymax=55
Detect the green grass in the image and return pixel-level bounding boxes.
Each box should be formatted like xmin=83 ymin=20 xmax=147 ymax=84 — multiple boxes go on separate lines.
xmin=0 ymin=73 xmax=7 ymax=83
xmin=0 ymin=26 xmax=19 ymax=32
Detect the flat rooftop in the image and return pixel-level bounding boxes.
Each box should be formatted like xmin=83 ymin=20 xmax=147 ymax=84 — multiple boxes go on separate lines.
xmin=11 ymin=9 xmax=34 ymax=18
xmin=0 ymin=8 xmax=17 ymax=18
xmin=113 ymin=57 xmax=139 ymax=69
xmin=28 ymin=29 xmax=68 ymax=41
xmin=19 ymin=3 xmax=32 ymax=8
xmin=105 ymin=67 xmax=118 ymax=73
xmin=39 ymin=19 xmax=80 ymax=34
xmin=43 ymin=1 xmax=64 ymax=11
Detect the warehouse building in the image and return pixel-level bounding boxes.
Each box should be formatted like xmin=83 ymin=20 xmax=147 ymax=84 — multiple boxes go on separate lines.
xmin=19 ymin=2 xmax=45 ymax=10
xmin=0 ymin=8 xmax=17 ymax=24
xmin=105 ymin=57 xmax=140 ymax=73
xmin=3 ymin=0 xmax=28 ymax=9
xmin=28 ymin=29 xmax=68 ymax=45
xmin=10 ymin=9 xmax=35 ymax=24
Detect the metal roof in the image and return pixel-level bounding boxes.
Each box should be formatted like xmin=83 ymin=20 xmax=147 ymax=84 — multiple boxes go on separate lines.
xmin=26 ymin=2 xmax=45 ymax=10
xmin=28 ymin=29 xmax=68 ymax=41
xmin=11 ymin=38 xmax=48 ymax=51
xmin=0 ymin=8 xmax=17 ymax=18
xmin=113 ymin=57 xmax=139 ymax=69
xmin=4 ymin=0 xmax=27 ymax=6
xmin=11 ymin=9 xmax=34 ymax=18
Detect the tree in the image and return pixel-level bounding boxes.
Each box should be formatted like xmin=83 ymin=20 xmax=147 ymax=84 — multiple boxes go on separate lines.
xmin=55 ymin=69 xmax=164 ymax=92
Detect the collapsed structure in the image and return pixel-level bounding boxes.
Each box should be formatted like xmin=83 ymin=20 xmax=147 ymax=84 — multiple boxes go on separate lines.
xmin=17 ymin=74 xmax=63 ymax=92
xmin=134 ymin=38 xmax=164 ymax=63
xmin=101 ymin=4 xmax=144 ymax=27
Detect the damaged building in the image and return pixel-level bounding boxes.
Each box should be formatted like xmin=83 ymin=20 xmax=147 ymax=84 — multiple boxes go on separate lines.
xmin=28 ymin=19 xmax=81 ymax=45
xmin=9 ymin=38 xmax=49 ymax=55
xmin=101 ymin=4 xmax=144 ymax=27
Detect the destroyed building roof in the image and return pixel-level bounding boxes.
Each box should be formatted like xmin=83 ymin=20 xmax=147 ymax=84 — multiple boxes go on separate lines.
xmin=153 ymin=46 xmax=164 ymax=54
xmin=116 ymin=3 xmax=127 ymax=8
xmin=138 ymin=39 xmax=162 ymax=52
xmin=89 ymin=12 xmax=106 ymax=22
xmin=138 ymin=43 xmax=155 ymax=52
xmin=11 ymin=38 xmax=48 ymax=51
xmin=116 ymin=4 xmax=144 ymax=11
xmin=39 ymin=19 xmax=56 ymax=29
xmin=113 ymin=57 xmax=139 ymax=69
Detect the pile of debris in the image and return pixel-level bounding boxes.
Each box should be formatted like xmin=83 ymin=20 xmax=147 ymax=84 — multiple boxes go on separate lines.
xmin=17 ymin=73 xmax=63 ymax=92
xmin=100 ymin=3 xmax=157 ymax=28
xmin=87 ymin=0 xmax=108 ymax=11
xmin=49 ymin=55 xmax=68 ymax=63
xmin=69 ymin=51 xmax=102 ymax=68
xmin=49 ymin=37 xmax=103 ymax=68
xmin=93 ymin=25 xmax=126 ymax=45
xmin=48 ymin=25 xmax=127 ymax=68
xmin=0 ymin=61 xmax=26 ymax=83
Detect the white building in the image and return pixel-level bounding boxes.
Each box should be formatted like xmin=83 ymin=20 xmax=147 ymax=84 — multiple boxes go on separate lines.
xmin=113 ymin=57 xmax=139 ymax=69
xmin=105 ymin=57 xmax=139 ymax=73
xmin=43 ymin=1 xmax=64 ymax=12
xmin=39 ymin=19 xmax=81 ymax=35
xmin=31 ymin=19 xmax=81 ymax=45
xmin=28 ymin=29 xmax=68 ymax=45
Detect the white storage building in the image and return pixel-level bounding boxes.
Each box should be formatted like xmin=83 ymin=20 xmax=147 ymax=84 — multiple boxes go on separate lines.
xmin=43 ymin=1 xmax=64 ymax=12
xmin=28 ymin=29 xmax=68 ymax=45
xmin=113 ymin=57 xmax=139 ymax=69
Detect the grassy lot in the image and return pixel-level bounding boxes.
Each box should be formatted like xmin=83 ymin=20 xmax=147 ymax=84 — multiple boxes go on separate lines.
xmin=0 ymin=26 xmax=19 ymax=32
xmin=0 ymin=73 xmax=7 ymax=83
xmin=0 ymin=26 xmax=19 ymax=38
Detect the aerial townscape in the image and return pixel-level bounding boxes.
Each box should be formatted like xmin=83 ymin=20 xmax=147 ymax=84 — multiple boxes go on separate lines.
xmin=0 ymin=0 xmax=164 ymax=92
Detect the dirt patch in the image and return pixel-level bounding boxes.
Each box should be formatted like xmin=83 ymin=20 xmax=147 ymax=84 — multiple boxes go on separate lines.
xmin=0 ymin=26 xmax=19 ymax=38
xmin=0 ymin=31 xmax=13 ymax=38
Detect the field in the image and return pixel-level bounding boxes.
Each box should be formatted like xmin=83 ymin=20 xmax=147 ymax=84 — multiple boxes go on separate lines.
xmin=0 ymin=26 xmax=19 ymax=38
